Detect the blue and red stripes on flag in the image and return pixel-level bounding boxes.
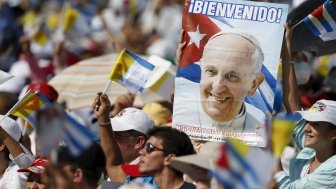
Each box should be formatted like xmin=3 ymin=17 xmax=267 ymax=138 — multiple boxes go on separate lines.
xmin=303 ymin=0 xmax=336 ymax=38
xmin=212 ymin=139 xmax=276 ymax=189
xmin=212 ymin=141 xmax=259 ymax=189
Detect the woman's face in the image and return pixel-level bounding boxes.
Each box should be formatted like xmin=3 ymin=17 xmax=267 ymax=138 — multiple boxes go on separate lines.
xmin=304 ymin=121 xmax=336 ymax=149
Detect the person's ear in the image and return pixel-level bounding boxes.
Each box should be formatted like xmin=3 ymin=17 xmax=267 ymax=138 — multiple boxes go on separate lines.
xmin=134 ymin=136 xmax=146 ymax=150
xmin=72 ymin=168 xmax=84 ymax=183
xmin=248 ymin=73 xmax=264 ymax=96
xmin=164 ymin=154 xmax=176 ymax=166
xmin=329 ymin=129 xmax=336 ymax=141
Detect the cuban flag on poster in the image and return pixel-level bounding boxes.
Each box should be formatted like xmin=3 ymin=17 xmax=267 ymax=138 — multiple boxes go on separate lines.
xmin=173 ymin=0 xmax=288 ymax=146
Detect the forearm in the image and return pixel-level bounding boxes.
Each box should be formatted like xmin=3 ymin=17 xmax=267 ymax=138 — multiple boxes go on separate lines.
xmin=98 ymin=116 xmax=123 ymax=165
xmin=281 ymin=24 xmax=300 ymax=113
xmin=282 ymin=63 xmax=300 ymax=113
xmin=98 ymin=116 xmax=126 ymax=182
xmin=0 ymin=127 xmax=24 ymax=158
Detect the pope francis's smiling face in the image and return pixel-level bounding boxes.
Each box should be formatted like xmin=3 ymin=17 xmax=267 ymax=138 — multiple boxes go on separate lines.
xmin=200 ymin=33 xmax=264 ymax=122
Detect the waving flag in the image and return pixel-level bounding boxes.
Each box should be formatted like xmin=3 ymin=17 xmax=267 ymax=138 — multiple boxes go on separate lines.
xmin=213 ymin=138 xmax=276 ymax=189
xmin=36 ymin=103 xmax=94 ymax=156
xmin=63 ymin=4 xmax=79 ymax=32
xmin=32 ymin=29 xmax=49 ymax=46
xmin=128 ymin=0 xmax=146 ymax=17
xmin=109 ymin=49 xmax=155 ymax=94
xmin=0 ymin=70 xmax=14 ymax=85
xmin=63 ymin=112 xmax=95 ymax=156
xmin=304 ymin=0 xmax=336 ymax=41
xmin=272 ymin=113 xmax=300 ymax=158
xmin=10 ymin=91 xmax=50 ymax=126
xmin=139 ymin=55 xmax=175 ymax=102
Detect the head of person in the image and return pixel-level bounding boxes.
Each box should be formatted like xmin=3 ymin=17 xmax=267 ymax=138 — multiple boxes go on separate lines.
xmin=56 ymin=142 xmax=106 ymax=188
xmin=0 ymin=92 xmax=18 ymax=119
xmin=139 ymin=127 xmax=195 ymax=177
xmin=170 ymin=142 xmax=222 ymax=189
xmin=297 ymin=99 xmax=336 ymax=151
xmin=18 ymin=158 xmax=48 ymax=189
xmin=200 ymin=31 xmax=264 ymax=122
xmin=110 ymin=107 xmax=154 ymax=163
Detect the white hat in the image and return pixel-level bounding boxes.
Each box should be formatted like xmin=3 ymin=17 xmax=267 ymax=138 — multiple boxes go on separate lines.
xmin=110 ymin=108 xmax=154 ymax=134
xmin=0 ymin=115 xmax=21 ymax=142
xmin=297 ymin=99 xmax=336 ymax=125
xmin=169 ymin=142 xmax=222 ymax=180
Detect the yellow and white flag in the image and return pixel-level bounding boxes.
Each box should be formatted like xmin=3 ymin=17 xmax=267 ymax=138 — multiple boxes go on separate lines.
xmin=109 ymin=49 xmax=155 ymax=94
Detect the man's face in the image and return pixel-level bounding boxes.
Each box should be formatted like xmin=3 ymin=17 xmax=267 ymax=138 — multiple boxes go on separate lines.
xmin=200 ymin=34 xmax=261 ymax=122
xmin=115 ymin=131 xmax=140 ymax=164
xmin=138 ymin=136 xmax=166 ymax=175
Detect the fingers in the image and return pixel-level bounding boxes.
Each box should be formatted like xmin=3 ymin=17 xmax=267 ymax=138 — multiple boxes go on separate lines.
xmin=124 ymin=92 xmax=135 ymax=104
xmin=99 ymin=94 xmax=111 ymax=106
xmin=93 ymin=92 xmax=104 ymax=110
xmin=92 ymin=96 xmax=99 ymax=109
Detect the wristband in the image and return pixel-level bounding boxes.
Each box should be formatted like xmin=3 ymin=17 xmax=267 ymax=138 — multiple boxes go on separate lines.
xmin=98 ymin=121 xmax=111 ymax=127
xmin=282 ymin=60 xmax=295 ymax=64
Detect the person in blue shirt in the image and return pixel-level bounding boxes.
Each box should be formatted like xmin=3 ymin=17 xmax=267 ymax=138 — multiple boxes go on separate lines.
xmin=273 ymin=24 xmax=336 ymax=189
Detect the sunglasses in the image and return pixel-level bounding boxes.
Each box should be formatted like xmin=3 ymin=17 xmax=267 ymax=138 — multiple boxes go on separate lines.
xmin=144 ymin=143 xmax=164 ymax=154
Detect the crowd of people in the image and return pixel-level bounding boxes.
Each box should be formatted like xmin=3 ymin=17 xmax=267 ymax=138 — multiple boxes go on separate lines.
xmin=0 ymin=0 xmax=336 ymax=189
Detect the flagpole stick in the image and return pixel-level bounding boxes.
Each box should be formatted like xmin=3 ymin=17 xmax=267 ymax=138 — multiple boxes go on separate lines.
xmin=102 ymin=80 xmax=112 ymax=95
xmin=22 ymin=120 xmax=29 ymax=136
xmin=291 ymin=19 xmax=304 ymax=30
xmin=59 ymin=2 xmax=68 ymax=33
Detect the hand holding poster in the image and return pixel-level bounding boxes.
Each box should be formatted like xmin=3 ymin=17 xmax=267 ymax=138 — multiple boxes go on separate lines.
xmin=173 ymin=0 xmax=288 ymax=146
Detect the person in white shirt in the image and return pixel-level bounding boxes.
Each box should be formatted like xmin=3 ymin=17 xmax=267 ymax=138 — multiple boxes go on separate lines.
xmin=0 ymin=115 xmax=35 ymax=189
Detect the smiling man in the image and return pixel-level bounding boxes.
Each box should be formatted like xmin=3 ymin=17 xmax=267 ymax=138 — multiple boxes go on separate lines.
xmin=198 ymin=31 xmax=265 ymax=132
xmin=173 ymin=30 xmax=267 ymax=146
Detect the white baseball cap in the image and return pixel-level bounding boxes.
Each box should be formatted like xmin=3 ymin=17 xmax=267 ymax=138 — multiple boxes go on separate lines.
xmin=0 ymin=115 xmax=21 ymax=142
xmin=110 ymin=107 xmax=154 ymax=134
xmin=297 ymin=99 xmax=336 ymax=125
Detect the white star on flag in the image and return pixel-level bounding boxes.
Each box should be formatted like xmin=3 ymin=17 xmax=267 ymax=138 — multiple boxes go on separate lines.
xmin=187 ymin=25 xmax=206 ymax=48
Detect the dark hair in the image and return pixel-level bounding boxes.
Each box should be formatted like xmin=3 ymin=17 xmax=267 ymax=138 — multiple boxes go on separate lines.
xmin=0 ymin=92 xmax=18 ymax=118
xmin=57 ymin=142 xmax=106 ymax=187
xmin=27 ymin=172 xmax=42 ymax=183
xmin=147 ymin=127 xmax=195 ymax=176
